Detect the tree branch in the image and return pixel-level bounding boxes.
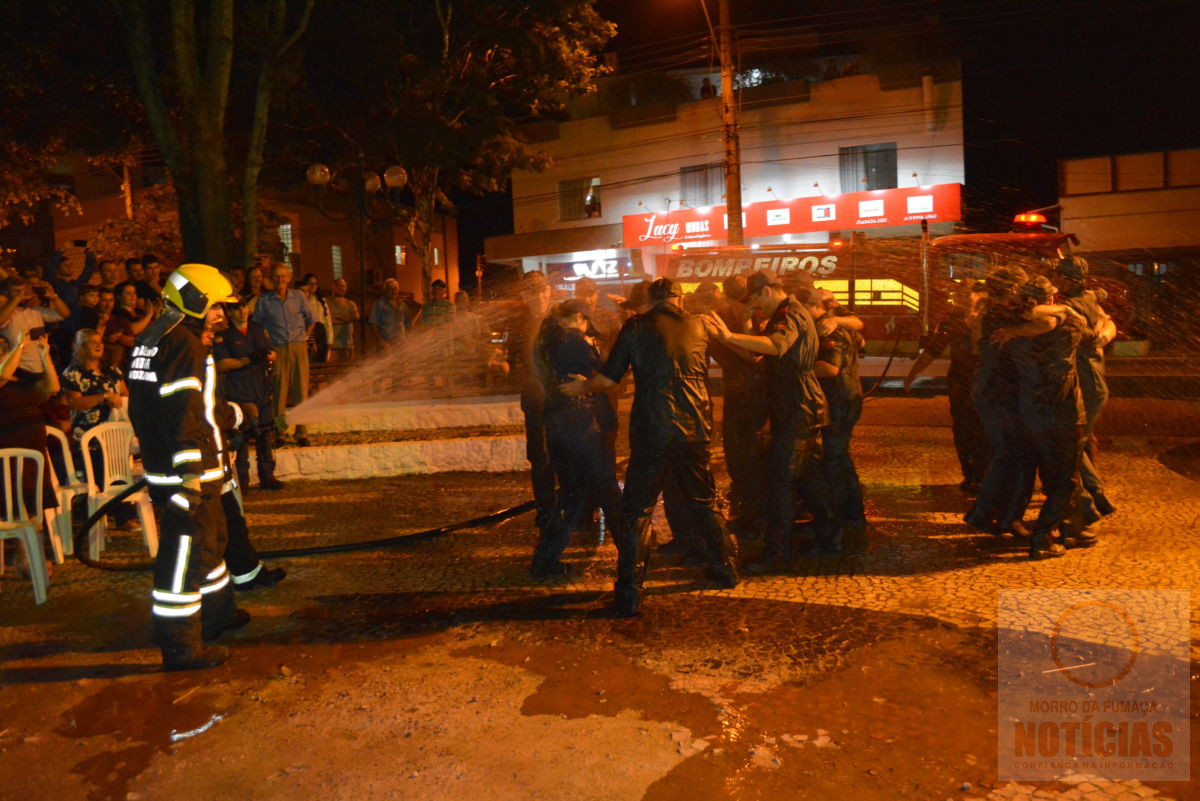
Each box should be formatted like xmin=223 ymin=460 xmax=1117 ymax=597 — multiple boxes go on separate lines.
xmin=204 ymin=0 xmax=235 ymax=130
xmin=168 ymin=0 xmax=200 ymax=115
xmin=111 ymin=0 xmax=184 ymax=180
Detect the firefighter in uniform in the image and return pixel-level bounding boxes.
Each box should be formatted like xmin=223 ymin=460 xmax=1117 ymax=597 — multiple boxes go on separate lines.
xmin=707 ymin=271 xmax=833 ymax=572
xmin=214 ymin=296 xmax=283 ymax=491
xmin=563 ymin=278 xmax=739 ymax=617
xmin=127 ymin=263 xmax=249 ymax=671
xmin=1055 ymin=256 xmax=1117 ymax=521
xmin=991 ymin=277 xmax=1093 ymax=558
xmin=808 ymin=289 xmax=867 ymax=542
xmin=204 ymin=309 xmax=287 ymax=593
xmin=964 ymin=267 xmax=1031 ymax=537
xmin=529 ymin=299 xmax=623 ymax=579
xmin=904 ymin=279 xmax=990 ymax=492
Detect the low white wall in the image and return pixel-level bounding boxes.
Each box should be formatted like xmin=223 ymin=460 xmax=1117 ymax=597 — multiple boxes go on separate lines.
xmin=248 ymin=435 xmax=528 ymax=482
xmin=292 ymin=395 xmax=522 ymax=434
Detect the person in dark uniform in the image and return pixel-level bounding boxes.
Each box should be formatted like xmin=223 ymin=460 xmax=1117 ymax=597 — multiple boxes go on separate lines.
xmin=213 ymin=297 xmax=283 ymax=490
xmin=507 ymin=271 xmax=557 ymax=544
xmin=528 ymin=300 xmax=623 ymax=578
xmin=710 ymin=274 xmax=769 ymax=531
xmin=202 ymin=317 xmax=287 ymax=593
xmin=903 ymin=279 xmax=990 ymax=492
xmin=126 ymin=263 xmax=248 ymax=671
xmin=707 ymin=270 xmax=832 ymax=572
xmin=1055 ymin=256 xmax=1116 ymax=521
xmin=991 ymin=277 xmax=1093 ymax=558
xmin=964 ymin=267 xmax=1031 ymax=538
xmin=563 ymin=278 xmax=738 ymax=617
xmin=808 ymin=288 xmax=867 ymax=540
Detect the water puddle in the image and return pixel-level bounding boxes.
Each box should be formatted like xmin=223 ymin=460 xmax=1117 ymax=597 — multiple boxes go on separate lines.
xmin=55 ymin=678 xmax=238 ymax=801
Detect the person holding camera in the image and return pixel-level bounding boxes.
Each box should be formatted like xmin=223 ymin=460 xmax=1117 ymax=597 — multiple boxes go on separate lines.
xmin=0 ymin=275 xmax=69 ymax=375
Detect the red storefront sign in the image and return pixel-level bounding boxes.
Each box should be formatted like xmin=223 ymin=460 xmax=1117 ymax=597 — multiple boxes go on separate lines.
xmin=661 ymin=250 xmax=841 ymax=280
xmin=622 ymin=183 xmax=961 ymax=246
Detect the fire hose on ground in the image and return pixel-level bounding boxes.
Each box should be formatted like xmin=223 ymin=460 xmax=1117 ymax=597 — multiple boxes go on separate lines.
xmin=73 ymin=479 xmax=535 ymax=572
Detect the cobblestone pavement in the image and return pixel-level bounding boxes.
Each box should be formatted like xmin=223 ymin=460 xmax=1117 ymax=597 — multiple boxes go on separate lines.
xmin=0 ymin=397 xmax=1196 ymax=801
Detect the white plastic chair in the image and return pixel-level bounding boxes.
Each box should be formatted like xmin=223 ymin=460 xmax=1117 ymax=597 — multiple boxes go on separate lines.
xmin=44 ymin=426 xmax=90 ymax=563
xmin=0 ymin=448 xmax=50 ymax=604
xmin=79 ymin=422 xmax=159 ymax=560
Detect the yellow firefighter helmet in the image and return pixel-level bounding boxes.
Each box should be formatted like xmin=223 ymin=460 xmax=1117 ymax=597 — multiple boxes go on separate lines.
xmin=162 ymin=263 xmax=238 ymax=318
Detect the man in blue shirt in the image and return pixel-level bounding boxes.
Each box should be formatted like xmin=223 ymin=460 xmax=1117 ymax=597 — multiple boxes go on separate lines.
xmin=251 ymin=262 xmax=313 ymax=445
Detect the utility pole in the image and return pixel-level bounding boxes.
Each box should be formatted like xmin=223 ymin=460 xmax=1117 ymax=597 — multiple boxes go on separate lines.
xmin=718 ymin=0 xmax=742 ymax=246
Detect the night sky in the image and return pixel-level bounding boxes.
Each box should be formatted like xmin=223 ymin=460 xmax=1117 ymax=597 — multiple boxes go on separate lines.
xmin=456 ymin=0 xmax=1199 ymax=283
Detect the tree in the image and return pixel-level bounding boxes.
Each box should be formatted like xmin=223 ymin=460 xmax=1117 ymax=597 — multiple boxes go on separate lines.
xmin=111 ymin=0 xmax=314 ymax=268
xmin=287 ymin=0 xmax=614 ymax=297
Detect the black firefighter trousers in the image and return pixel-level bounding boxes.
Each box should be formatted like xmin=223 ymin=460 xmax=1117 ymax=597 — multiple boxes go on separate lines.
xmin=149 ymin=486 xmax=237 ymax=653
xmin=617 ymin=439 xmax=736 ymax=594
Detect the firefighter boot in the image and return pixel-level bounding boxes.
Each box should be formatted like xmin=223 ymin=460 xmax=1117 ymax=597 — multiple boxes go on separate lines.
xmin=155 ymin=618 xmax=230 ymax=672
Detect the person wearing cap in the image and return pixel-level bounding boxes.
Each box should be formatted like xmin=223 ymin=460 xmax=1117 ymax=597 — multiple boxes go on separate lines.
xmin=214 ymin=296 xmax=282 ymax=491
xmin=563 ymin=277 xmax=738 ymax=616
xmin=528 ymin=299 xmax=623 ymax=578
xmin=806 ymin=288 xmax=867 ymax=543
xmin=706 ymin=270 xmax=832 ymax=571
xmin=572 ymin=276 xmax=620 ymax=352
xmin=507 ymin=270 xmax=558 ymax=542
xmin=127 ymin=263 xmax=252 ymax=671
xmin=989 ymin=276 xmax=1094 ymax=558
xmin=1055 ymin=256 xmax=1116 ymax=521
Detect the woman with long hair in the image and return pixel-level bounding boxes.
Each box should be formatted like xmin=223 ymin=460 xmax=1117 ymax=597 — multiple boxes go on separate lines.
xmin=242 ymin=265 xmax=268 ymax=315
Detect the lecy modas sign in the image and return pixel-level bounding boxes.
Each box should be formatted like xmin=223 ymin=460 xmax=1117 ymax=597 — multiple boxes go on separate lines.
xmin=623 ymin=183 xmax=961 ymax=246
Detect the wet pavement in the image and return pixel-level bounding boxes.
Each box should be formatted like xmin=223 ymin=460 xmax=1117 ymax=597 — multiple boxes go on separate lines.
xmin=1 ymin=396 xmax=1197 ymax=801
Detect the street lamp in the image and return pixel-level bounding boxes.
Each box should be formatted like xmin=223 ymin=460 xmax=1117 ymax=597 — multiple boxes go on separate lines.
xmin=306 ymin=161 xmax=407 ymax=357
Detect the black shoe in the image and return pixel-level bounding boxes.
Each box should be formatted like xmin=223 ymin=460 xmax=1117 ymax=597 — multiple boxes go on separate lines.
xmin=964 ymin=511 xmax=1001 ymax=536
xmin=259 ymin=477 xmax=286 ymax=490
xmin=163 ymin=644 xmax=230 ymax=672
xmin=705 ymin=561 xmax=739 ymax=589
xmin=1029 ymin=542 xmax=1067 ymax=560
xmin=614 ymin=584 xmax=640 ymax=617
xmin=530 ymin=559 xmax=569 ymax=580
xmin=203 ymin=608 xmax=251 ymax=641
xmin=234 ymin=565 xmax=286 ymax=592
xmin=743 ymin=552 xmax=786 ymax=575
xmin=1006 ymin=521 xmax=1032 ymax=539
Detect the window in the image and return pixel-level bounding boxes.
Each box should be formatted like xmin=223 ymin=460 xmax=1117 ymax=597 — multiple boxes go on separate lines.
xmin=395 ymin=245 xmax=406 ymax=265
xmin=433 ymin=247 xmax=439 ymax=266
xmin=279 ymin=223 xmax=294 ymax=255
xmin=558 ymin=177 xmax=602 ymax=221
xmin=331 ymin=245 xmax=343 ymax=280
xmin=680 ymin=163 xmax=724 ymax=207
xmin=839 ymin=143 xmax=897 ymax=192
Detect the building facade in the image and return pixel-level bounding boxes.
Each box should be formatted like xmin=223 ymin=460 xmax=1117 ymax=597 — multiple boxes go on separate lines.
xmin=487 ymin=57 xmax=963 ymax=309
xmin=1059 ymin=147 xmax=1200 ymax=348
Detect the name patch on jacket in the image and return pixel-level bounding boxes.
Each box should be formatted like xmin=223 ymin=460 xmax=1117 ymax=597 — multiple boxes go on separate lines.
xmin=128 ymin=344 xmax=159 ymax=382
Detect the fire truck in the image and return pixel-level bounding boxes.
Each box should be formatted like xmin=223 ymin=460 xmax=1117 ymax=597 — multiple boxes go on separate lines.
xmin=661 ymin=215 xmax=1128 ymax=346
